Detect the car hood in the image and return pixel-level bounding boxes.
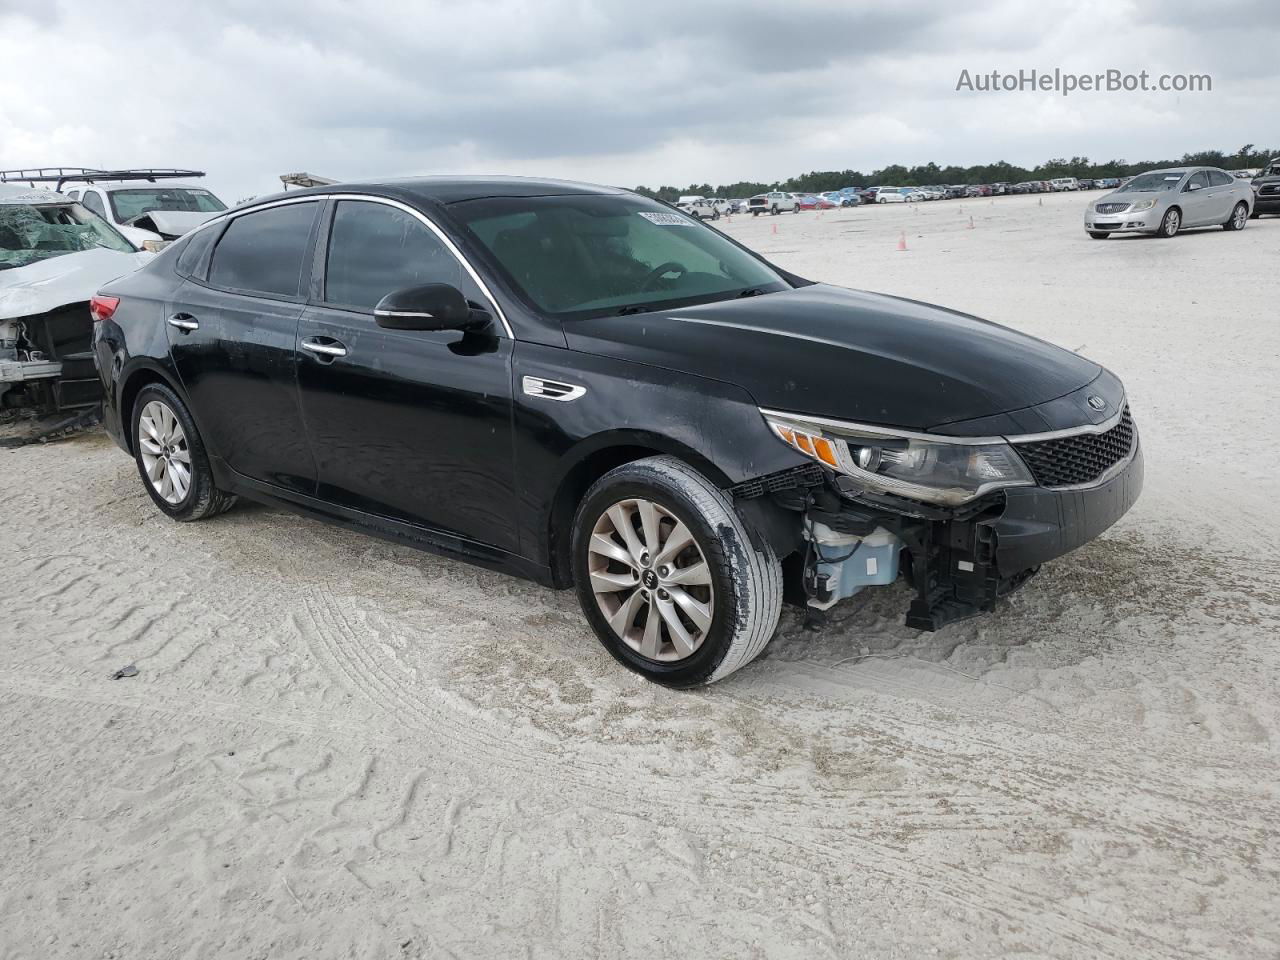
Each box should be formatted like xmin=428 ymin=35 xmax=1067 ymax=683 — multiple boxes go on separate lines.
xmin=0 ymin=247 xmax=151 ymax=319
xmin=564 ymin=284 xmax=1103 ymax=433
xmin=126 ymin=209 xmax=218 ymax=239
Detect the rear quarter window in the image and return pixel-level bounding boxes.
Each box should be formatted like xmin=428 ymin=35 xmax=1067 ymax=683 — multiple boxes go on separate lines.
xmin=206 ymin=202 xmax=318 ymax=298
xmin=175 ymin=225 xmax=219 ymax=278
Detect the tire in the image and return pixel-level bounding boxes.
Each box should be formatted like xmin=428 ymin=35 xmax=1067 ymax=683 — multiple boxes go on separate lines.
xmin=571 ymin=456 xmax=782 ymax=688
xmin=1157 ymin=207 xmax=1180 ymax=238
xmin=752 ymin=210 xmax=759 ymax=217
xmin=1088 ymin=231 xmax=1109 ymax=239
xmin=1223 ymin=201 xmax=1248 ymax=231
xmin=712 ymin=210 xmax=720 ymax=221
xmin=131 ymin=382 xmax=236 ymax=522
xmin=770 ymin=205 xmax=778 ymax=215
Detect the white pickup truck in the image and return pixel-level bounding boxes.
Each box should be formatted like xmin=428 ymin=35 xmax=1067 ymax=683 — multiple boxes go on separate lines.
xmin=746 ymin=191 xmax=799 ymax=215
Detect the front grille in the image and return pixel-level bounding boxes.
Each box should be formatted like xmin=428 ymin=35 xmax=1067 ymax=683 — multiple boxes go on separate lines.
xmin=1095 ymin=202 xmax=1130 ymax=214
xmin=1261 ymin=184 xmax=1280 ymax=196
xmin=1016 ymin=406 xmax=1136 ymax=488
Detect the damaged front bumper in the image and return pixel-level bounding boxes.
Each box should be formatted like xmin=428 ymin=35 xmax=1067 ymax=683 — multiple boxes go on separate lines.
xmin=733 ymin=433 xmax=1144 ymax=631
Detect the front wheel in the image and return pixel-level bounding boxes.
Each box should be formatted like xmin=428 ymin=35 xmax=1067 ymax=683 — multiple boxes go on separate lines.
xmin=770 ymin=205 xmax=778 ymax=215
xmin=1157 ymin=207 xmax=1180 ymax=238
xmin=1223 ymin=201 xmax=1248 ymax=231
xmin=132 ymin=382 xmax=237 ymax=521
xmin=572 ymin=457 xmax=782 ymax=687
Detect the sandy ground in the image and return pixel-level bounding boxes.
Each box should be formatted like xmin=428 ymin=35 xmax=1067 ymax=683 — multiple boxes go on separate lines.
xmin=2 ymin=192 xmax=1278 ymax=959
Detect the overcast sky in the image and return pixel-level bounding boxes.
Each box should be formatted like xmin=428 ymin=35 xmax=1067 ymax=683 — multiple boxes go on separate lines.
xmin=1 ymin=0 xmax=1276 ymax=202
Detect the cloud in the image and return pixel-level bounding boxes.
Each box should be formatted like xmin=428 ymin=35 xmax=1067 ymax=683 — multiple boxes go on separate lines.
xmin=1 ymin=0 xmax=1276 ymax=202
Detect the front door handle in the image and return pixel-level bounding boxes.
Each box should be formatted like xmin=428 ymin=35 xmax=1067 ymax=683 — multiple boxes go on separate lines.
xmin=300 ymin=338 xmax=348 ymax=359
xmin=167 ymin=313 xmax=199 ymax=332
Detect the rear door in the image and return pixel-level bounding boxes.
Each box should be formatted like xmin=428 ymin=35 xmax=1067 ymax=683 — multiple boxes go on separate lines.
xmin=294 ymin=197 xmax=518 ymax=552
xmin=168 ymin=200 xmax=321 ymax=494
xmin=1204 ymin=169 xmax=1237 ymax=221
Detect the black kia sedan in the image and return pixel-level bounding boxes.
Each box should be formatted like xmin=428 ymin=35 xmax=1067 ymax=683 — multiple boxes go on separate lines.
xmin=91 ymin=177 xmax=1142 ymax=687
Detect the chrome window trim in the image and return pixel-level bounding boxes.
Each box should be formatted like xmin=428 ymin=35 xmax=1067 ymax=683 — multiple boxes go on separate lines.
xmin=184 ymin=192 xmax=515 ymax=339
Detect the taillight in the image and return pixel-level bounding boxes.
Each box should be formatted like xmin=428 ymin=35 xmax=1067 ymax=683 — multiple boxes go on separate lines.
xmin=90 ymin=295 xmax=120 ymax=323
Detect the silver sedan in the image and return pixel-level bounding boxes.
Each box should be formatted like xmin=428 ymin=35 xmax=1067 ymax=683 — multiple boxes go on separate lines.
xmin=1083 ymin=166 xmax=1254 ymax=239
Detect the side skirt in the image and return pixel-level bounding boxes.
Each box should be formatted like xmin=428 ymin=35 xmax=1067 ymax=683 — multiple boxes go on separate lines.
xmin=215 ymin=460 xmax=557 ymax=588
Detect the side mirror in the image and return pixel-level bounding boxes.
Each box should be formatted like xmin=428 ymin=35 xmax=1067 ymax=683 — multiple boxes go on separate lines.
xmin=373 ymin=283 xmax=487 ymax=332
xmin=1185 ymin=182 xmax=1201 ymax=192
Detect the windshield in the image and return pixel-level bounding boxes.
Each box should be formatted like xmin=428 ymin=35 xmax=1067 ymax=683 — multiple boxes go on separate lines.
xmin=108 ymin=187 xmax=226 ymax=223
xmin=1118 ymin=172 xmax=1185 ymax=193
xmin=0 ymin=202 xmax=136 ymax=271
xmin=451 ymin=194 xmax=788 ymax=319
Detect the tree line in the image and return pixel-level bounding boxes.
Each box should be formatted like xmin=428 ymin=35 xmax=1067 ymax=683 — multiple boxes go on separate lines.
xmin=631 ymin=144 xmax=1278 ymax=200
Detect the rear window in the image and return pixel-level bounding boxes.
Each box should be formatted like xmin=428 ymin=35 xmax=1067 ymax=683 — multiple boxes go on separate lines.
xmin=207 ymin=203 xmax=317 ymax=298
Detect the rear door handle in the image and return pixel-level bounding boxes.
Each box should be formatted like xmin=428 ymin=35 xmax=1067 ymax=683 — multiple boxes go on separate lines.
xmin=300 ymin=337 xmax=348 ymax=359
xmin=167 ymin=313 xmax=199 ymax=332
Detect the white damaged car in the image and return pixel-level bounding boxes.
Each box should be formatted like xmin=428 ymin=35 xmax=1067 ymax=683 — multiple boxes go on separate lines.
xmin=62 ymin=179 xmax=227 ymax=250
xmin=1 ymin=184 xmax=149 ymax=416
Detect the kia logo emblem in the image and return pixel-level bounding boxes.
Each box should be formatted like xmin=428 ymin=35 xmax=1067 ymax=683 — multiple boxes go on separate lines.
xmin=1087 ymin=395 xmax=1107 ymax=411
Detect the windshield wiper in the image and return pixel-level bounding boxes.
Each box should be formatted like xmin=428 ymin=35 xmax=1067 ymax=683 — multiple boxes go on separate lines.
xmin=617 ymin=304 xmax=652 ymax=316
xmin=737 ymin=288 xmax=768 ymax=298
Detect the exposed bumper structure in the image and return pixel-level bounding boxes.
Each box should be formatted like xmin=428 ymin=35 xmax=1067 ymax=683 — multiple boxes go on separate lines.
xmin=734 ymin=421 xmax=1144 ymax=631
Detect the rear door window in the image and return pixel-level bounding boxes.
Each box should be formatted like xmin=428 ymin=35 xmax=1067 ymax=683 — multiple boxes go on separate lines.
xmin=81 ymin=191 xmax=107 ymax=219
xmin=1207 ymin=170 xmax=1233 ymax=187
xmin=207 ymin=202 xmax=318 ymax=298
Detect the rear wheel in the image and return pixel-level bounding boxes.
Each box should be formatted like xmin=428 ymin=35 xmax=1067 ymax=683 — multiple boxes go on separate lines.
xmin=572 ymin=457 xmax=782 ymax=687
xmin=1223 ymin=201 xmax=1248 ymax=231
xmin=132 ymin=383 xmax=236 ymax=521
xmin=770 ymin=205 xmax=778 ymax=215
xmin=1157 ymin=207 xmax=1180 ymax=238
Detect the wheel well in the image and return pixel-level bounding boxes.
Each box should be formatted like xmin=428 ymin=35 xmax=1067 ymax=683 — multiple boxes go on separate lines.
xmin=546 ymin=444 xmax=665 ymax=588
xmin=118 ymin=369 xmax=175 ymax=453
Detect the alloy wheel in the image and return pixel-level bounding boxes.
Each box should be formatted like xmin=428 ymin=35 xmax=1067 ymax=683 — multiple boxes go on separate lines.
xmin=587 ymin=498 xmax=714 ymax=662
xmin=1233 ymin=204 xmax=1247 ymax=229
xmin=138 ymin=400 xmax=192 ymax=505
xmin=1164 ymin=210 xmax=1180 ymax=236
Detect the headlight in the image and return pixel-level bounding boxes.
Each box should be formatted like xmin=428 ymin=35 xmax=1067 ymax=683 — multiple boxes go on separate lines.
xmin=141 ymin=239 xmax=172 ymax=253
xmin=762 ymin=410 xmax=1034 ymax=506
xmin=1128 ymin=199 xmax=1157 ymax=211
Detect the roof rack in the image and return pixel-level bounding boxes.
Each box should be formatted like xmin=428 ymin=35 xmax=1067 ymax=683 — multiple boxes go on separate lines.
xmin=0 ymin=167 xmax=206 ymax=190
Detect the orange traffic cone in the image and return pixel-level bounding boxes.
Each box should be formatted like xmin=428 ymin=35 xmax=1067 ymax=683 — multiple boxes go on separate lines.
xmin=772 ymin=222 xmax=778 ymax=235
xmin=897 ymin=231 xmax=907 ymax=251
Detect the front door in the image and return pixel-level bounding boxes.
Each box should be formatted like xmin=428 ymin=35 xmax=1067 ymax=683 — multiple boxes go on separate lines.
xmin=167 ymin=200 xmax=321 ymax=494
xmin=1180 ymin=170 xmax=1213 ymax=226
xmin=294 ymin=198 xmax=518 ymax=554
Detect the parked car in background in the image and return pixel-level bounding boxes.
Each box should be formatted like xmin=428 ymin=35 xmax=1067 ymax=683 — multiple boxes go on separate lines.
xmin=747 ymin=191 xmax=799 ymax=215
xmin=678 ymin=198 xmax=728 ymax=220
xmin=877 ymin=188 xmax=906 ymax=203
xmin=946 ymin=185 xmax=968 ymax=199
xmin=93 ymin=175 xmax=1143 ymax=688
xmin=60 ymin=172 xmax=228 ymax=250
xmin=990 ymin=182 xmax=1011 ymax=195
xmin=1084 ymin=167 xmax=1253 ymax=238
xmin=1050 ymin=178 xmax=1079 ymax=192
xmin=797 ymin=194 xmax=837 ymax=210
xmin=858 ymin=187 xmax=881 ymax=204
xmin=1250 ymin=158 xmax=1280 ymax=217
xmin=1 ymin=183 xmax=149 ymax=415
xmin=1076 ymin=179 xmax=1095 ymax=190
xmin=903 ymin=189 xmax=928 ymax=202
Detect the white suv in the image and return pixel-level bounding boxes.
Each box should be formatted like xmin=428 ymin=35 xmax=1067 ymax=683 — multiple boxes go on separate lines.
xmin=1050 ymin=178 xmax=1079 ymax=192
xmin=62 ymin=179 xmax=228 ymax=249
xmin=746 ymin=191 xmax=799 ymax=215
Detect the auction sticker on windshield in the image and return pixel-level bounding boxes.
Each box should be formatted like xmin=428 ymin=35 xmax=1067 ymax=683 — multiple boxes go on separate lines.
xmin=638 ymin=212 xmax=695 ymax=225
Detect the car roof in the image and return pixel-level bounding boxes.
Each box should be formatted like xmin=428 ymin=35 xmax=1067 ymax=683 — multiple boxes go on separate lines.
xmin=236 ymin=175 xmax=628 ymax=211
xmin=0 ymin=183 xmax=71 ymax=206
